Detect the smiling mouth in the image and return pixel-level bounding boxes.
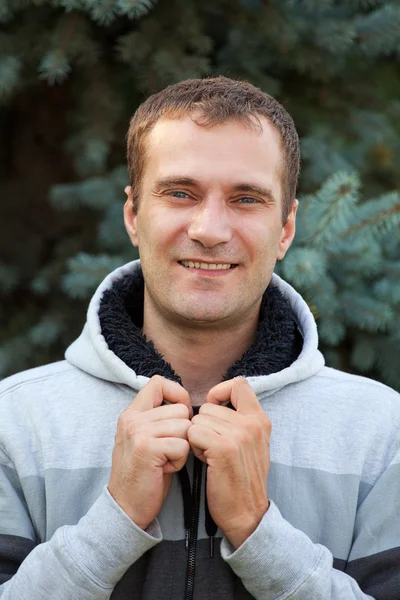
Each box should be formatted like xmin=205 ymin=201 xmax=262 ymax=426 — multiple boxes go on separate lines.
xmin=179 ymin=261 xmax=237 ymax=271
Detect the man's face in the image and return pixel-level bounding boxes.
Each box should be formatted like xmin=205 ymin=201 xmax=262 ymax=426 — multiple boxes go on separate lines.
xmin=124 ymin=114 xmax=297 ymax=329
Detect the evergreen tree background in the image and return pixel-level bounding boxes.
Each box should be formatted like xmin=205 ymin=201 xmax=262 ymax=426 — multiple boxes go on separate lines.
xmin=0 ymin=0 xmax=399 ymax=390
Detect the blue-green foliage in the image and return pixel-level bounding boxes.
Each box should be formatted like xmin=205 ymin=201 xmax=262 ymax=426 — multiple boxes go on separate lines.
xmin=39 ymin=51 xmax=72 ymax=85
xmin=0 ymin=0 xmax=399 ymax=391
xmin=278 ymin=171 xmax=400 ymax=387
xmin=62 ymin=253 xmax=128 ymax=298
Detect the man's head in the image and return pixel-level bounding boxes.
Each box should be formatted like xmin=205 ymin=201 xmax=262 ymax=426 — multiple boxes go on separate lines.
xmin=123 ymin=76 xmax=299 ymax=332
xmin=126 ymin=76 xmax=300 ymax=224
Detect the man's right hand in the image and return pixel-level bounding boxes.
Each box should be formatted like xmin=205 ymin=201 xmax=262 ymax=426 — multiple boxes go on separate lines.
xmin=107 ymin=375 xmax=192 ymax=530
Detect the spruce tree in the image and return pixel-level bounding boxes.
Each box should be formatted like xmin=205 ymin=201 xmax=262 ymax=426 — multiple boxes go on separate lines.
xmin=0 ymin=0 xmax=399 ymax=390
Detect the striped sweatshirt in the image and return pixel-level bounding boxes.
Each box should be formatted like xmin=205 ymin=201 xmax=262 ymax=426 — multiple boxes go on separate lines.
xmin=0 ymin=260 xmax=400 ymax=599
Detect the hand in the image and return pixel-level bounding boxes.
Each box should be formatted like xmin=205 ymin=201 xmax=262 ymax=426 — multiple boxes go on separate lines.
xmin=108 ymin=375 xmax=192 ymax=530
xmin=187 ymin=377 xmax=271 ymax=549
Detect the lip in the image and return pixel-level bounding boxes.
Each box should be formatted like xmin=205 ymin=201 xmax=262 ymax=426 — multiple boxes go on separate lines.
xmin=179 ymin=259 xmax=235 ymax=264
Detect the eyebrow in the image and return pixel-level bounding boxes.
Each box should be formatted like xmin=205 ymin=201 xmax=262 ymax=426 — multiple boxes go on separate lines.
xmin=152 ymin=177 xmax=198 ymax=193
xmin=152 ymin=177 xmax=277 ymax=203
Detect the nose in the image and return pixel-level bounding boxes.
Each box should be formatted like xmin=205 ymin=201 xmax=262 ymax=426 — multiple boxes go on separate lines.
xmin=187 ymin=199 xmax=233 ymax=248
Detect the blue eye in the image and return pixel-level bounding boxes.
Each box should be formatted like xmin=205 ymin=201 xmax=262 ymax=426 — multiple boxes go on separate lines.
xmin=171 ymin=191 xmax=189 ymax=199
xmin=238 ymin=197 xmax=260 ymax=204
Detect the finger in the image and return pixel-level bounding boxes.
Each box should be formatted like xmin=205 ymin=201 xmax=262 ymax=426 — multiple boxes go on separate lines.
xmin=149 ymin=437 xmax=190 ymax=471
xmin=129 ymin=375 xmax=191 ymax=414
xmin=187 ymin=424 xmax=218 ymax=463
xmin=188 ymin=423 xmax=219 ymax=452
xmin=137 ymin=418 xmax=191 ymax=439
xmin=133 ymin=403 xmax=190 ymax=423
xmin=192 ymin=412 xmax=236 ymax=434
xmin=198 ymin=402 xmax=241 ymax=424
xmin=207 ymin=377 xmax=262 ymax=414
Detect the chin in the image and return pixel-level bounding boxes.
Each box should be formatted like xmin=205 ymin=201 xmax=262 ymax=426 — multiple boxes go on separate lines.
xmin=174 ymin=305 xmax=233 ymax=325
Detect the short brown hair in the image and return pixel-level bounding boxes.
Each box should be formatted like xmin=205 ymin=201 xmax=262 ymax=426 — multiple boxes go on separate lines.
xmin=127 ymin=76 xmax=300 ymax=222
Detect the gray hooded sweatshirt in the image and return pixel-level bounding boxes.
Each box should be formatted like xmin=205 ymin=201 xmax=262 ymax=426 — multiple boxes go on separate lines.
xmin=0 ymin=260 xmax=400 ymax=600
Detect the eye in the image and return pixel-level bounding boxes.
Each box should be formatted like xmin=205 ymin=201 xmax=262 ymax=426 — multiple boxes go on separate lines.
xmin=237 ymin=197 xmax=262 ymax=204
xmin=170 ymin=190 xmax=190 ymax=199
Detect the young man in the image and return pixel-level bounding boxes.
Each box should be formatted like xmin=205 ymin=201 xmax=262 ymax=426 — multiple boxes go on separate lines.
xmin=0 ymin=77 xmax=399 ymax=600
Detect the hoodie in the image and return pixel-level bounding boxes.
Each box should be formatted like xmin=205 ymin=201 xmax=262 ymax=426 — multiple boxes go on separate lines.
xmin=0 ymin=259 xmax=399 ymax=600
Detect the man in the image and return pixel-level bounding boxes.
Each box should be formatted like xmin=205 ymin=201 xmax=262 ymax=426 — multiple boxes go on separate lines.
xmin=0 ymin=76 xmax=399 ymax=600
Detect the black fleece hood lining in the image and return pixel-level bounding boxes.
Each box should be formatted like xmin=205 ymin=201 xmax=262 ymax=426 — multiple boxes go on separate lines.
xmin=98 ymin=266 xmax=303 ymax=383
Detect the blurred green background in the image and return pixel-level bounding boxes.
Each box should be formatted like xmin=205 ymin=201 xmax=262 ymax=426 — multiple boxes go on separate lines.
xmin=0 ymin=0 xmax=399 ymax=389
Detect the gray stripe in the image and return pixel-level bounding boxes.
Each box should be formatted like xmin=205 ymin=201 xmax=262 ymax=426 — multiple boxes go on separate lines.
xmin=163 ymin=459 xmax=370 ymax=558
xmin=2 ymin=459 xmax=396 ymax=564
xmin=349 ymin=461 xmax=400 ymax=560
xmin=1 ymin=465 xmax=110 ymax=541
xmin=0 ymin=467 xmax=36 ymax=541
xmin=267 ymin=462 xmax=361 ymax=560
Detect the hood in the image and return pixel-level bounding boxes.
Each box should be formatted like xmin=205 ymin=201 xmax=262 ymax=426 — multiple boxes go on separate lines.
xmin=65 ymin=259 xmax=324 ymax=396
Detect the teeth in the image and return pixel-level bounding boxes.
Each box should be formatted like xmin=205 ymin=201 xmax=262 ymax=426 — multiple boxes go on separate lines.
xmin=181 ymin=261 xmax=232 ymax=270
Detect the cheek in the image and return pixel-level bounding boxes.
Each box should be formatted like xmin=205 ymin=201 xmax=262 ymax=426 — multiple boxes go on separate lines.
xmin=244 ymin=223 xmax=282 ymax=258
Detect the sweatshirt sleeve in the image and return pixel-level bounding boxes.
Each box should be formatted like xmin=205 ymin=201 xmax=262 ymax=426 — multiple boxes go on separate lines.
xmin=221 ymin=450 xmax=400 ymax=600
xmin=0 ymin=481 xmax=162 ymax=600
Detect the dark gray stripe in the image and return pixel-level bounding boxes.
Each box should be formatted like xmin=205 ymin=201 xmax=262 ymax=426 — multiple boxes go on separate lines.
xmin=345 ymin=547 xmax=400 ymax=600
xmin=333 ymin=557 xmax=346 ymax=571
xmin=115 ymin=541 xmax=400 ymax=599
xmin=1 ymin=534 xmax=399 ymax=598
xmin=0 ymin=534 xmax=36 ymax=584
xmin=111 ymin=538 xmax=254 ymax=600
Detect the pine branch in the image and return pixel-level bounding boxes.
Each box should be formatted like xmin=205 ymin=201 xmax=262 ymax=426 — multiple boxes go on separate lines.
xmin=82 ymin=0 xmax=119 ymax=25
xmin=338 ymin=198 xmax=400 ymax=239
xmin=116 ymin=0 xmax=157 ymax=19
xmin=298 ymin=171 xmax=360 ymax=246
xmin=355 ymin=3 xmax=400 ymax=56
xmin=38 ymin=13 xmax=79 ymax=84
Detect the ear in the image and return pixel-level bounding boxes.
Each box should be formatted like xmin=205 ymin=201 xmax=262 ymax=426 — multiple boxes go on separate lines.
xmin=123 ymin=186 xmax=139 ymax=247
xmin=277 ymin=199 xmax=298 ymax=261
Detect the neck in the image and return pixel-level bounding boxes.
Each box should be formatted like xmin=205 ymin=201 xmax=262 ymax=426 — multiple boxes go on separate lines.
xmin=142 ymin=298 xmax=260 ymax=405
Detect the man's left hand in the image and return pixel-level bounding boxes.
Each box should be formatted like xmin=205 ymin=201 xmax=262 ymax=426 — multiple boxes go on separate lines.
xmin=187 ymin=377 xmax=271 ymax=549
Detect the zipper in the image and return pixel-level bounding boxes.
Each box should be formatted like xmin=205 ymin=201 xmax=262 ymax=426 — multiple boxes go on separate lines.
xmin=184 ymin=456 xmax=203 ymax=600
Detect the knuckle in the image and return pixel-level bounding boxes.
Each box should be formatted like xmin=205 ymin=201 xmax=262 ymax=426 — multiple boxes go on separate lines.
xmin=248 ymin=415 xmax=270 ymax=439
xmin=187 ymin=424 xmax=198 ymax=442
xmin=126 ymin=422 xmax=138 ymax=439
xmin=178 ymin=438 xmax=190 ymax=453
xmin=261 ymin=414 xmax=272 ymax=433
xmin=236 ymin=427 xmax=249 ymax=445
xmin=117 ymin=412 xmax=129 ymax=430
xmin=233 ymin=376 xmax=247 ymax=389
xmin=176 ymin=404 xmax=189 ymax=419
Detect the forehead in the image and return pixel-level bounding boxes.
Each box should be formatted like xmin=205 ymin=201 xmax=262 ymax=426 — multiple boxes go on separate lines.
xmin=143 ymin=115 xmax=284 ymax=194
